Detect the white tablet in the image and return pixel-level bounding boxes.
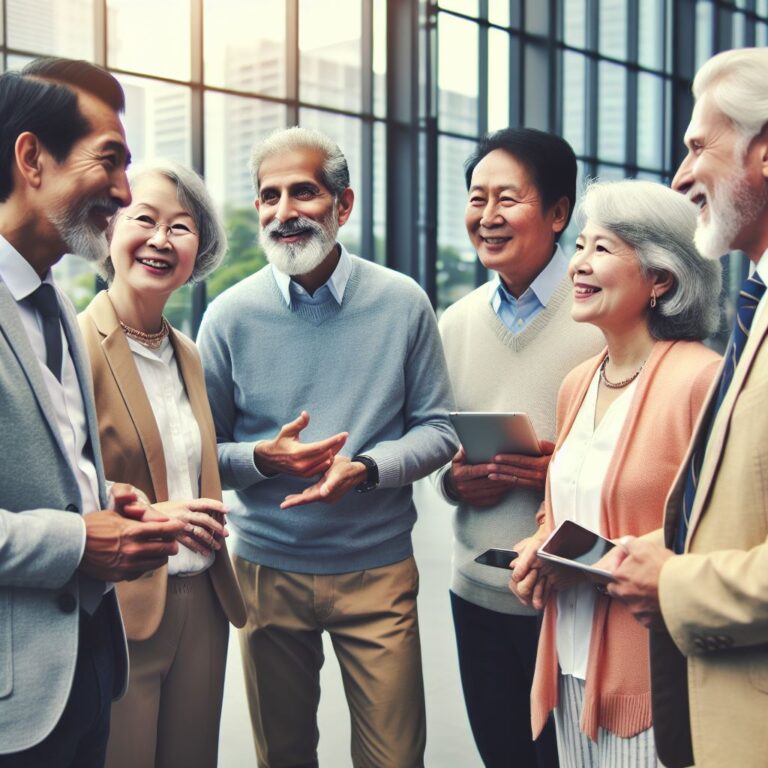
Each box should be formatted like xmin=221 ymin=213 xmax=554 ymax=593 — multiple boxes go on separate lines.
xmin=537 ymin=520 xmax=616 ymax=582
xmin=449 ymin=411 xmax=542 ymax=464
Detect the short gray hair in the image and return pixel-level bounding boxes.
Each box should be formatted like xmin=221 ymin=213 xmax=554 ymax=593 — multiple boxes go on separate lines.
xmin=102 ymin=159 xmax=227 ymax=284
xmin=693 ymin=47 xmax=768 ymax=148
xmin=249 ymin=126 xmax=350 ymax=198
xmin=579 ymin=179 xmax=721 ymax=341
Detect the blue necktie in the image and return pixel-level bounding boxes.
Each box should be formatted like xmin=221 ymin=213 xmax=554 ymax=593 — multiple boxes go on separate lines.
xmin=674 ymin=272 xmax=767 ymax=553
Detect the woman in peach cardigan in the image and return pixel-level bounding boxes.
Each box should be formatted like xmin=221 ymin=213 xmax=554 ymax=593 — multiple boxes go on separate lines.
xmin=510 ymin=180 xmax=721 ymax=767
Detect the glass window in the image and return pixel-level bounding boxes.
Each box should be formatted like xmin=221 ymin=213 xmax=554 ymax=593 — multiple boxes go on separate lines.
xmin=437 ymin=135 xmax=477 ymax=311
xmin=115 ymin=74 xmax=192 ymax=168
xmin=637 ymin=73 xmax=664 ymax=169
xmin=695 ymin=1 xmax=714 ymax=70
xmin=373 ymin=0 xmax=387 ymax=118
xmin=373 ymin=121 xmax=386 ymax=264
xmin=638 ymin=0 xmax=664 ymax=70
xmin=107 ymin=0 xmax=190 ymax=81
xmin=758 ymin=23 xmax=768 ymax=46
xmin=299 ymin=0 xmax=362 ymax=112
xmin=298 ymin=109 xmax=363 ymax=254
xmin=438 ymin=13 xmax=478 ymax=135
xmin=6 ymin=54 xmax=35 ymax=71
xmin=597 ymin=61 xmax=626 ymax=163
xmin=599 ymin=0 xmax=627 ymax=59
xmin=438 ymin=0 xmax=479 ymax=16
xmin=759 ymin=0 xmax=768 ymax=15
xmin=732 ymin=12 xmax=747 ymax=46
xmin=561 ymin=159 xmax=588 ymax=255
xmin=488 ymin=0 xmax=510 ymax=27
xmin=596 ymin=163 xmax=626 ymax=181
xmin=51 ymin=257 xmax=99 ymax=314
xmin=203 ymin=0 xmax=285 ymax=97
xmin=562 ymin=51 xmax=587 ymax=156
xmin=8 ymin=0 xmax=94 ymax=59
xmin=563 ymin=0 xmax=587 ymax=48
xmin=487 ymin=29 xmax=509 ymax=132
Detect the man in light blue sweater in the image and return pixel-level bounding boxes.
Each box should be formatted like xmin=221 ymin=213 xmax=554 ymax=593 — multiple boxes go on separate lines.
xmin=197 ymin=126 xmax=457 ymax=768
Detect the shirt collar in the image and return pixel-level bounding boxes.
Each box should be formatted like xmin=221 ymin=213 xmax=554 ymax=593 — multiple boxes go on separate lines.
xmin=0 ymin=234 xmax=53 ymax=301
xmin=488 ymin=242 xmax=569 ymax=309
xmin=754 ymin=248 xmax=768 ymax=287
xmin=272 ymin=243 xmax=352 ymax=307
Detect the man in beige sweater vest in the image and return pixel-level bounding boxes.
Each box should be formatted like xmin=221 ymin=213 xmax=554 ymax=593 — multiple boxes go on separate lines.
xmin=433 ymin=128 xmax=603 ymax=768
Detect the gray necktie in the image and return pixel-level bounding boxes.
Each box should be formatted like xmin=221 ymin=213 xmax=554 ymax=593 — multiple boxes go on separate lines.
xmin=27 ymin=283 xmax=63 ymax=382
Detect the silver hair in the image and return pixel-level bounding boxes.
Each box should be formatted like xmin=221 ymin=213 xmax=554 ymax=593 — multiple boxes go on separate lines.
xmin=693 ymin=47 xmax=768 ymax=148
xmin=101 ymin=159 xmax=227 ymax=284
xmin=579 ymin=179 xmax=722 ymax=341
xmin=249 ymin=126 xmax=350 ymax=198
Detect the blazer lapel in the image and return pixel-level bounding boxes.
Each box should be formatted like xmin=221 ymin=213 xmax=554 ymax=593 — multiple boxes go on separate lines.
xmin=89 ymin=291 xmax=168 ymax=501
xmin=686 ymin=307 xmax=768 ymax=544
xmin=0 ymin=281 xmax=71 ymax=465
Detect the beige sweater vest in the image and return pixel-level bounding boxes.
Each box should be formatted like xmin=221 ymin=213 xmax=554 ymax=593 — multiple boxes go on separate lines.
xmin=436 ymin=277 xmax=604 ymax=615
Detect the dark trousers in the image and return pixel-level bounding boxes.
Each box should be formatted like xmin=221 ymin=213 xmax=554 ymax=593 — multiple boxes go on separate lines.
xmin=451 ymin=591 xmax=559 ymax=768
xmin=0 ymin=600 xmax=116 ymax=768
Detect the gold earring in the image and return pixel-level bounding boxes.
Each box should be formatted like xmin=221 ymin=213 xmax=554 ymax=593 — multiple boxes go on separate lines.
xmin=650 ymin=290 xmax=657 ymax=309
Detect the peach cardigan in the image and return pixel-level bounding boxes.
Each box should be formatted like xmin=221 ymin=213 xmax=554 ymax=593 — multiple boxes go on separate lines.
xmin=530 ymin=340 xmax=719 ymax=741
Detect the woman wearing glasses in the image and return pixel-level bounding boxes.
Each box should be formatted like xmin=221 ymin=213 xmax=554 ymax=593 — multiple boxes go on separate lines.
xmin=79 ymin=160 xmax=245 ymax=768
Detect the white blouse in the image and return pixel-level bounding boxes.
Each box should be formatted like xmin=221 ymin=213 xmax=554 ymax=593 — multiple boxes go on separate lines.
xmin=127 ymin=335 xmax=213 ymax=576
xmin=549 ymin=367 xmax=637 ymax=679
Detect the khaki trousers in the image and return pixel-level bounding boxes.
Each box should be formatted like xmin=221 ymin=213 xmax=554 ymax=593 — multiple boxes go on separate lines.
xmin=234 ymin=555 xmax=426 ymax=768
xmin=105 ymin=573 xmax=228 ymax=768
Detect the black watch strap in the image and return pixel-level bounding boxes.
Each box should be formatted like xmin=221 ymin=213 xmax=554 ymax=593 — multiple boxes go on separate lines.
xmin=352 ymin=454 xmax=379 ymax=493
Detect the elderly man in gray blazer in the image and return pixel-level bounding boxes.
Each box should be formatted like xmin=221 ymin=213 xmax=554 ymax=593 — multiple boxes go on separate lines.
xmin=0 ymin=59 xmax=183 ymax=768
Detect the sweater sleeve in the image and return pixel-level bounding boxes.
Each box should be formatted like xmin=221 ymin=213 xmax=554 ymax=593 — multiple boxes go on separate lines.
xmin=366 ymin=295 xmax=459 ymax=489
xmin=197 ymin=305 xmax=273 ymax=491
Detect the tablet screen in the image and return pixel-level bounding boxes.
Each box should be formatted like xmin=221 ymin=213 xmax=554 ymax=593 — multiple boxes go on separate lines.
xmin=540 ymin=520 xmax=615 ymax=566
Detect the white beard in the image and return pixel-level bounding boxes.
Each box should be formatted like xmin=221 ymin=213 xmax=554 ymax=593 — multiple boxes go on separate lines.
xmin=50 ymin=196 xmax=114 ymax=263
xmin=693 ymin=165 xmax=766 ymax=262
xmin=260 ymin=210 xmax=339 ymax=276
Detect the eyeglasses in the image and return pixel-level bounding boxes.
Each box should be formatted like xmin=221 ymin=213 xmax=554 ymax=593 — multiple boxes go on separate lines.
xmin=124 ymin=214 xmax=198 ymax=240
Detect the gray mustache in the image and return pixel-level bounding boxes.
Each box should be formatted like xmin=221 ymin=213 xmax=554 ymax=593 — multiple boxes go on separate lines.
xmin=264 ymin=217 xmax=324 ymax=239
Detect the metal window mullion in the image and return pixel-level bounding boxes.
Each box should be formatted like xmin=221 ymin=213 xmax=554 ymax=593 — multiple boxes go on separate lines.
xmin=190 ymin=0 xmax=206 ymax=336
xmin=670 ymin=0 xmax=695 ymax=174
xmin=626 ymin=0 xmax=639 ymax=173
xmin=361 ymin=0 xmax=374 ymax=261
xmin=286 ymin=0 xmax=299 ymax=125
xmin=584 ymin=0 xmax=599 ymax=179
xmin=94 ymin=0 xmax=106 ymax=66
xmin=475 ymin=0 xmax=489 ymax=287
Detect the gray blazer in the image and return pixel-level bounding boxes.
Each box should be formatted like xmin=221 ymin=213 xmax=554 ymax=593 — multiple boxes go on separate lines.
xmin=0 ymin=278 xmax=128 ymax=755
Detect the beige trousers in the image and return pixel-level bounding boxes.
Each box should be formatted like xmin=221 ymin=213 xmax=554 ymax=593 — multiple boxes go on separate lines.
xmin=234 ymin=555 xmax=426 ymax=768
xmin=105 ymin=573 xmax=228 ymax=768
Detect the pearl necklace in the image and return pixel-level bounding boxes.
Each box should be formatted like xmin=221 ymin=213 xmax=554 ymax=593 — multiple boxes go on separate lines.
xmin=599 ymin=354 xmax=645 ymax=389
xmin=119 ymin=317 xmax=170 ymax=349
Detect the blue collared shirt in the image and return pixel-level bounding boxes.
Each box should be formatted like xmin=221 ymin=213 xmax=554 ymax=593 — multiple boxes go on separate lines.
xmin=272 ymin=244 xmax=353 ymax=308
xmin=488 ymin=243 xmax=569 ymax=334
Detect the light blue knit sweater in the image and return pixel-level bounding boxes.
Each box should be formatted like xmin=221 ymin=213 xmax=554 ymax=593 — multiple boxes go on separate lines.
xmin=197 ymin=255 xmax=458 ymax=574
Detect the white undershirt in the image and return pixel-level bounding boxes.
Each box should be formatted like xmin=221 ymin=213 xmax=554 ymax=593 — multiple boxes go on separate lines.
xmin=126 ymin=335 xmax=212 ymax=576
xmin=550 ymin=367 xmax=637 ymax=679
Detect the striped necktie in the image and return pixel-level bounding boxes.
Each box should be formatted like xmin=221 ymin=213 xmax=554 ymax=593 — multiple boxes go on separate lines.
xmin=674 ymin=272 xmax=767 ymax=554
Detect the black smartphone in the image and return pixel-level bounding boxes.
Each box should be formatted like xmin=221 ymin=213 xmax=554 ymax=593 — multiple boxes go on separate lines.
xmin=474 ymin=548 xmax=519 ymax=569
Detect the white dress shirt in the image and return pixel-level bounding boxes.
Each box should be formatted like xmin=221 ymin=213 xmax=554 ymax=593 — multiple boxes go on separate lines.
xmin=126 ymin=335 xmax=212 ymax=576
xmin=0 ymin=236 xmax=101 ymax=519
xmin=549 ymin=367 xmax=637 ymax=679
xmin=272 ymin=243 xmax=353 ymax=307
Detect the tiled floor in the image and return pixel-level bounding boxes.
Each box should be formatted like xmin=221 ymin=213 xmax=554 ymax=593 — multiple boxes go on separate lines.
xmin=217 ymin=479 xmax=483 ymax=767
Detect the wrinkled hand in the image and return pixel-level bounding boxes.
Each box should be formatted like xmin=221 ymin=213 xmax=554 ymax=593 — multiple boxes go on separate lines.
xmin=280 ymin=456 xmax=367 ymax=509
xmin=508 ymin=527 xmax=550 ymax=609
xmin=607 ymin=536 xmax=674 ymax=630
xmin=446 ymin=448 xmax=508 ymax=507
xmin=80 ymin=484 xmax=185 ymax=582
xmin=152 ymin=498 xmax=229 ymax=556
xmin=254 ymin=411 xmax=348 ymax=478
xmin=488 ymin=440 xmax=555 ymax=493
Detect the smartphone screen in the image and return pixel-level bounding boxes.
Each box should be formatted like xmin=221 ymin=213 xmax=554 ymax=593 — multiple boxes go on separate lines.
xmin=474 ymin=548 xmax=519 ymax=569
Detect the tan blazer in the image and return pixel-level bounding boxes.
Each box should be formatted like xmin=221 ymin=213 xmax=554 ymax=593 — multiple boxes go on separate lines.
xmin=79 ymin=291 xmax=245 ymax=641
xmin=652 ymin=303 xmax=768 ymax=767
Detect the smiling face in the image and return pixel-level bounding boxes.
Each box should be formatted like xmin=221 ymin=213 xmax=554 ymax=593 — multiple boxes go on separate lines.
xmin=255 ymin=146 xmax=353 ymax=276
xmin=42 ymin=89 xmax=131 ymax=262
xmin=464 ymin=148 xmax=568 ymax=297
xmin=108 ymin=173 xmax=199 ymax=300
xmin=569 ymin=220 xmax=660 ymax=335
xmin=672 ymin=93 xmax=768 ymax=262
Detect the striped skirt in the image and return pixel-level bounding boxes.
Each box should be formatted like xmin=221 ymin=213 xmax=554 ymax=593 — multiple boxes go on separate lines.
xmin=554 ymin=674 xmax=663 ymax=768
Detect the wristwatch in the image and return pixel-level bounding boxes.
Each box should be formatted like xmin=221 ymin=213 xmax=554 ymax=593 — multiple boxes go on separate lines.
xmin=352 ymin=454 xmax=379 ymax=493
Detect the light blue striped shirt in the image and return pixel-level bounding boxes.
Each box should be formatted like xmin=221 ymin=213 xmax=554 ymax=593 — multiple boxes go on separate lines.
xmin=272 ymin=244 xmax=353 ymax=308
xmin=488 ymin=244 xmax=569 ymax=334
